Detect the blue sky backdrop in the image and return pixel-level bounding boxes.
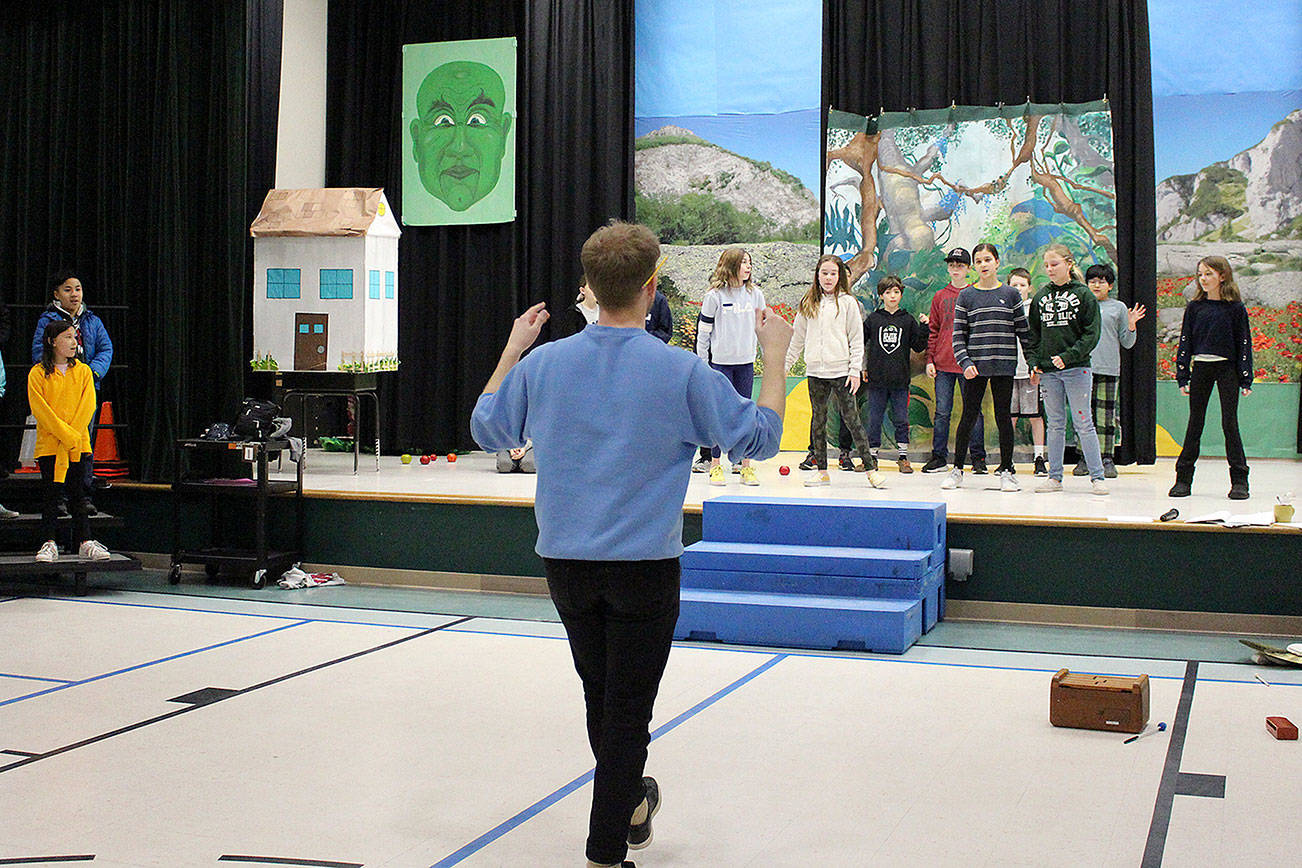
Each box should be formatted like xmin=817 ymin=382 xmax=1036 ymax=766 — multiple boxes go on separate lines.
xmin=1149 ymin=0 xmax=1302 ymax=180
xmin=636 ymin=0 xmax=822 ymax=190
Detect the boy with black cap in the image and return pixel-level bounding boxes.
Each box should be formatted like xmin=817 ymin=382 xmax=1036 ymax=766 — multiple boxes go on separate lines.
xmin=922 ymin=247 xmax=986 ymax=473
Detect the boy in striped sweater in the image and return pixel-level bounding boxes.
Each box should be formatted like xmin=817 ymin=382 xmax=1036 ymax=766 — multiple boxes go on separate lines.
xmin=941 ymin=243 xmax=1030 ymax=492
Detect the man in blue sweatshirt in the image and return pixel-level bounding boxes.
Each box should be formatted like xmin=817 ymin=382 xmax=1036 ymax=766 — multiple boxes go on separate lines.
xmin=471 ymin=220 xmax=790 ymax=868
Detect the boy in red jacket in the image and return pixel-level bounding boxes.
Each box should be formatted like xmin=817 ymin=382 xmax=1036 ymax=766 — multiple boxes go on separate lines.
xmin=922 ymin=248 xmax=986 ymax=473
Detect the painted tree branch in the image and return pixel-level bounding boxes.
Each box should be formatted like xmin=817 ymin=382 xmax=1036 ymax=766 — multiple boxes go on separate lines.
xmin=1029 ymin=123 xmax=1120 ymax=262
xmin=827 ymin=131 xmax=882 ymax=282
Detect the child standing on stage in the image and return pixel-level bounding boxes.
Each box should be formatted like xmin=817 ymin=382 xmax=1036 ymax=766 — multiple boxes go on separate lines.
xmin=923 ymin=248 xmax=987 ymax=474
xmin=1072 ymin=263 xmax=1145 ymax=479
xmin=695 ymin=248 xmax=764 ymax=486
xmin=941 ymin=243 xmax=1029 ymax=492
xmin=863 ymin=275 xmax=928 ymax=472
xmin=1008 ymin=267 xmax=1047 ymax=476
xmin=1026 ymin=244 xmax=1106 ymax=495
xmin=29 ymin=320 xmax=111 ymax=563
xmin=785 ymin=255 xmax=881 ymax=488
xmin=1169 ymin=255 xmax=1253 ymax=500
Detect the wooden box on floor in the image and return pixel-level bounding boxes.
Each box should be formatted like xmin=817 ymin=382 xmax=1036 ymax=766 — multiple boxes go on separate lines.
xmin=1050 ymin=669 xmax=1150 ymax=734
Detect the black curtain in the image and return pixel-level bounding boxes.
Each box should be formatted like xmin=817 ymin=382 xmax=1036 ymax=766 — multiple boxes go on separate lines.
xmin=0 ymin=0 xmax=282 ymax=481
xmin=325 ymin=0 xmax=635 ymax=453
xmin=823 ymin=0 xmax=1157 ymax=464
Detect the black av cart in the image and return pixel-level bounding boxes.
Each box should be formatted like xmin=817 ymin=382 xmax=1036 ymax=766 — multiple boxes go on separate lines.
xmin=170 ymin=438 xmax=304 ymax=588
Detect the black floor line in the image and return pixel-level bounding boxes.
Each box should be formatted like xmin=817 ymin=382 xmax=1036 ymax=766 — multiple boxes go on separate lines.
xmin=1142 ymin=660 xmax=1203 ymax=867
xmin=0 ymin=616 xmax=473 ymax=775
xmin=0 ymin=857 xmax=95 ymax=864
xmin=1 ymin=748 xmax=41 ymax=757
xmin=218 ymin=856 xmax=362 ymax=867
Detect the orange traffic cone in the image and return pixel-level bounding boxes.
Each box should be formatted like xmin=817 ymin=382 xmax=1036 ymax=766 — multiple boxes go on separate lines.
xmin=92 ymin=401 xmax=130 ymax=478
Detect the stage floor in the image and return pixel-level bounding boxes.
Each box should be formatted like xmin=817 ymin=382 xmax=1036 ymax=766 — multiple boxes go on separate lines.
xmin=283 ymin=450 xmax=1302 ymax=528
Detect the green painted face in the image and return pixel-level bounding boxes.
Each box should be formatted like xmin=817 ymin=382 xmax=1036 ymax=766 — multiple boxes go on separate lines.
xmin=409 ymin=61 xmax=513 ymax=211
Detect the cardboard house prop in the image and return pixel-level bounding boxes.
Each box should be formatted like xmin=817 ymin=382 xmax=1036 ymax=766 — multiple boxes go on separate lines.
xmin=250 ymin=188 xmax=400 ymax=372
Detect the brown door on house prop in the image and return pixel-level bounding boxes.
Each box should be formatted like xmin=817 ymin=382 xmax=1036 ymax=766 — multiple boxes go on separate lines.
xmin=294 ymin=313 xmax=328 ymax=370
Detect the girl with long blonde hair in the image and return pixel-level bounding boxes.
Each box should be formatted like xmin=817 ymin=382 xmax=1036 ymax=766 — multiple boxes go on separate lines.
xmin=695 ymin=248 xmax=765 ymax=485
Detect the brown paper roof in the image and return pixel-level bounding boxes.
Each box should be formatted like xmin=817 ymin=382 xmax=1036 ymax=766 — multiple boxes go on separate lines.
xmin=250 ymin=188 xmax=387 ymax=237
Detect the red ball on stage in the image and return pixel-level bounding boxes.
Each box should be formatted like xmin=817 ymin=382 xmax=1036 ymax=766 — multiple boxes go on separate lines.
xmin=447 ymin=453 xmax=457 ymax=463
xmin=419 ymin=455 xmax=431 ymax=465
xmin=779 ymin=465 xmax=790 ymax=476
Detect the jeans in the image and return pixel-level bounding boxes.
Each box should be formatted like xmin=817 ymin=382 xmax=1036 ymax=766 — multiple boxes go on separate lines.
xmin=708 ymin=362 xmax=754 ymax=459
xmin=931 ymin=370 xmax=985 ymax=461
xmin=1175 ymin=360 xmax=1248 ymax=485
xmin=545 ymin=557 xmax=680 ymax=866
xmin=866 ymin=387 xmax=910 ymax=451
xmin=1041 ymin=367 xmax=1103 ymax=481
xmin=38 ymin=454 xmax=91 ymax=547
xmin=955 ymin=376 xmax=1015 ymax=472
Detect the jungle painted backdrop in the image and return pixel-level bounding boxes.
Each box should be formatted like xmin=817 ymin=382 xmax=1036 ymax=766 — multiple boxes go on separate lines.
xmin=823 ymin=101 xmax=1117 ymax=449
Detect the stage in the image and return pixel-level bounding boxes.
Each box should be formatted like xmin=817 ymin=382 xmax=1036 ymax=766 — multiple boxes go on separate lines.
xmin=91 ymin=451 xmax=1302 ymax=633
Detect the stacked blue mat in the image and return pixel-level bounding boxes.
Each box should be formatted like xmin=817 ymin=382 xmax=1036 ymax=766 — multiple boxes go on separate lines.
xmin=677 ymin=496 xmax=947 ymax=654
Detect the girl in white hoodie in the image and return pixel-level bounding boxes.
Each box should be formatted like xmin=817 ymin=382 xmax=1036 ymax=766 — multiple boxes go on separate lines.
xmin=785 ymin=255 xmax=879 ymax=487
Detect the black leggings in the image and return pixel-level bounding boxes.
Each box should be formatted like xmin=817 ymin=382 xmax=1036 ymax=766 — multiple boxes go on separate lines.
xmin=954 ymin=375 xmax=1014 ymax=472
xmin=38 ymin=454 xmax=91 ymax=548
xmin=1176 ymin=360 xmax=1248 ymax=485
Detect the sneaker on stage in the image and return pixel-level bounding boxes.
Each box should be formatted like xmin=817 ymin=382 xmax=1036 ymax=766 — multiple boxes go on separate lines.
xmin=1102 ymin=458 xmax=1117 ymax=478
xmin=838 ymin=450 xmax=855 ymax=472
xmin=1035 ymin=477 xmax=1064 ymax=493
xmin=1072 ymin=459 xmax=1090 ymax=477
xmin=739 ymin=466 xmax=759 ymax=486
xmin=1033 ymin=456 xmax=1048 ymax=477
xmin=79 ymin=539 xmax=112 ymax=561
xmin=797 ymin=451 xmax=817 ymax=471
xmin=691 ymin=457 xmax=710 ymax=473
xmin=921 ymin=455 xmax=948 ymax=473
xmin=708 ymin=465 xmax=726 ymax=486
xmin=940 ymin=468 xmax=963 ymax=490
xmin=35 ymin=540 xmax=58 ymax=562
xmin=999 ymin=470 xmax=1021 ymax=492
xmin=804 ymin=470 xmax=830 ymax=487
xmin=1091 ymin=479 xmax=1110 ymax=496
xmin=970 ymin=457 xmax=988 ymax=475
xmin=897 ymin=457 xmax=913 ymax=474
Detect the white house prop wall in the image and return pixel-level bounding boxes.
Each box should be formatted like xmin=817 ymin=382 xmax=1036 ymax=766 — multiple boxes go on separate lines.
xmin=250 ymin=188 xmax=400 ymax=372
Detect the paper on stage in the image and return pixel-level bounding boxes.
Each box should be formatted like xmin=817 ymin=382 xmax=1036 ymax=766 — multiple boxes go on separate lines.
xmin=1184 ymin=510 xmax=1276 ymax=527
xmin=1106 ymin=515 xmax=1157 ymax=523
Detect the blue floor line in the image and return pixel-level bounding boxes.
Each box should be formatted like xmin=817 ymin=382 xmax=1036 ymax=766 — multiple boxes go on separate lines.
xmin=0 ymin=620 xmax=311 ymax=708
xmin=18 ymin=594 xmax=466 ymax=631
xmin=15 ymin=595 xmax=1295 ymax=687
xmin=0 ymin=672 xmax=74 ymax=685
xmin=427 ymin=653 xmax=787 ymax=868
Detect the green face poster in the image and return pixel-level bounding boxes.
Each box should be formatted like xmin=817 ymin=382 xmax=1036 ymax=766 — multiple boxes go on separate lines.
xmin=402 ymin=37 xmax=517 ymax=226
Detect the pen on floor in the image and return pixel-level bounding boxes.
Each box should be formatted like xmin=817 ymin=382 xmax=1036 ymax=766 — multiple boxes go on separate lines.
xmin=1254 ymin=673 xmax=1271 ymax=687
xmin=1123 ymin=721 xmax=1167 ymax=744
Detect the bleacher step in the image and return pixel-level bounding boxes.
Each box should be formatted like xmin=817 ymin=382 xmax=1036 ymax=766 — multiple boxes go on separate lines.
xmin=703 ymin=496 xmax=945 ymax=559
xmin=683 ymin=540 xmax=935 ymax=579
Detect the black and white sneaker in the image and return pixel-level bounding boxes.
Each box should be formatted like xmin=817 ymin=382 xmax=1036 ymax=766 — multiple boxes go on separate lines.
xmin=797 ymin=451 xmax=817 ymax=471
xmin=627 ymin=776 xmax=660 ymax=851
xmin=920 ymin=456 xmax=948 ymax=473
xmin=1033 ymin=456 xmax=1048 ymax=477
xmin=970 ymin=457 xmax=988 ymax=475
xmin=690 ymin=458 xmax=710 ymax=474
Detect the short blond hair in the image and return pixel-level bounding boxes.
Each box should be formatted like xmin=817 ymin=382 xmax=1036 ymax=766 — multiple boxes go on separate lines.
xmin=580 ymin=221 xmax=661 ymax=311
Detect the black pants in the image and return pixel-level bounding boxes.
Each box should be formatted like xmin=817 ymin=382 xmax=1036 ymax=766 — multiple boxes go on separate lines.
xmin=38 ymin=455 xmax=90 ymax=548
xmin=544 ymin=557 xmax=680 ymax=865
xmin=954 ymin=375 xmax=1015 ymax=472
xmin=1176 ymin=360 xmax=1249 ymax=485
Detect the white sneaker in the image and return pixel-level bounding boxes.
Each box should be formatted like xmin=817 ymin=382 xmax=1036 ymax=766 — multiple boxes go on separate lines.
xmin=691 ymin=458 xmax=710 ymax=474
xmin=1091 ymin=479 xmax=1110 ymax=497
xmin=79 ymin=540 xmax=112 ymax=560
xmin=940 ymin=468 xmax=963 ymax=490
xmin=35 ymin=540 xmax=58 ymax=562
xmin=999 ymin=470 xmax=1021 ymax=492
xmin=804 ymin=470 xmax=830 ymax=487
xmin=1035 ymin=477 xmax=1063 ymax=493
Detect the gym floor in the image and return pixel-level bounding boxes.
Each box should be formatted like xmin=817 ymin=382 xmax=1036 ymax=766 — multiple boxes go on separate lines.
xmin=2 ymin=582 xmax=1299 ymax=867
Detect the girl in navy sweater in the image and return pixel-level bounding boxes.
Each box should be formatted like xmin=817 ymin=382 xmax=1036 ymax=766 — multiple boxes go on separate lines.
xmin=1170 ymin=255 xmax=1253 ymax=500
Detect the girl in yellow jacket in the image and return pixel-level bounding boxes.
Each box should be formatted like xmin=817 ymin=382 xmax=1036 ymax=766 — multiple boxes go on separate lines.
xmin=29 ymin=320 xmax=110 ymax=562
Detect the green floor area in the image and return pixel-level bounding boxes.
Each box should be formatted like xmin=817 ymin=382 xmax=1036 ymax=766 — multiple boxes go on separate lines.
xmin=8 ymin=568 xmax=1292 ymax=667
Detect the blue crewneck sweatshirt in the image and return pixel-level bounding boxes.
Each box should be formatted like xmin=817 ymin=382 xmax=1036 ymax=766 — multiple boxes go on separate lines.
xmin=472 ymin=325 xmax=782 ymax=560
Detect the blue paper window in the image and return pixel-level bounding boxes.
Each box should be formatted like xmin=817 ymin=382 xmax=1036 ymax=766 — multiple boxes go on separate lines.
xmin=319 ymin=268 xmax=354 ymax=299
xmin=299 ymin=324 xmax=309 ymax=333
xmin=369 ymin=270 xmax=381 ymax=299
xmin=313 ymin=324 xmax=324 ymax=333
xmin=267 ymin=268 xmax=301 ymax=299
xmin=385 ymin=271 xmax=395 ymax=299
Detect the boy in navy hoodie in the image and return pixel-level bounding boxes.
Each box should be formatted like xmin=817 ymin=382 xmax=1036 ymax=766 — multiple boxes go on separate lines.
xmin=864 ymin=275 xmax=928 ymax=471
